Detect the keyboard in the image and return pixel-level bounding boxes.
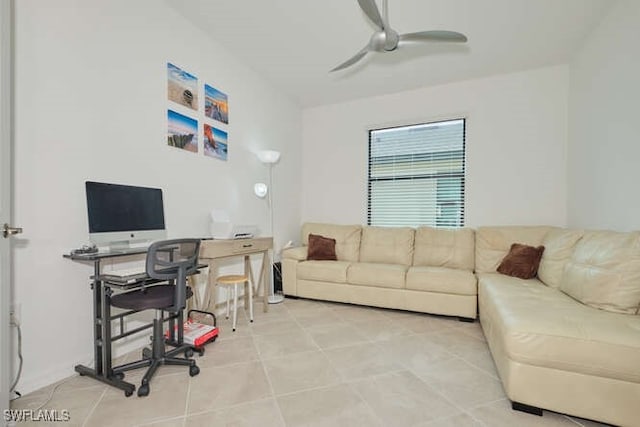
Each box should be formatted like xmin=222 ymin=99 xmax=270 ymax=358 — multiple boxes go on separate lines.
xmin=101 ymin=266 xmax=148 ymax=283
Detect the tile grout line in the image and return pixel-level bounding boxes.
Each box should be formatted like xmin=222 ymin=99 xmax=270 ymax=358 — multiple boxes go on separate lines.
xmin=81 ymin=387 xmax=107 ymax=427
xmin=272 ymin=367 xmax=409 ymax=400
xmin=412 ymin=369 xmax=488 ymax=425
xmin=264 ymin=300 xmax=324 ymax=426
xmin=183 ymin=397 xmax=275 ymax=420
xmin=320 ymin=300 xmax=491 ymax=425
xmin=287 ymin=302 xmax=389 ymax=425
xmin=182 ymin=370 xmax=192 ymax=427
xmin=344 ymin=378 xmax=386 ymax=427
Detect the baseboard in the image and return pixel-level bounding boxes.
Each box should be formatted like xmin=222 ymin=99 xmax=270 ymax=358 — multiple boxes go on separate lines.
xmin=16 ymin=334 xmax=150 ymax=397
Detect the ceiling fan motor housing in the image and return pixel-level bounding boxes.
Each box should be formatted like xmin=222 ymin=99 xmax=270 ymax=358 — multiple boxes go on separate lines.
xmin=370 ymin=29 xmax=400 ymax=51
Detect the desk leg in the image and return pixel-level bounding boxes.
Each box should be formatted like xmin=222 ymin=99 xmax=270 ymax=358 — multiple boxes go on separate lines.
xmin=187 ymin=276 xmax=198 ymax=312
xmin=243 ymin=255 xmax=251 ymax=309
xmin=262 ymin=251 xmax=270 ymax=313
xmin=102 ymin=284 xmax=112 ymax=378
xmin=204 ymin=259 xmax=218 ymax=313
xmin=74 ymin=262 xmax=135 ymax=397
xmin=93 ymin=267 xmax=103 ymax=376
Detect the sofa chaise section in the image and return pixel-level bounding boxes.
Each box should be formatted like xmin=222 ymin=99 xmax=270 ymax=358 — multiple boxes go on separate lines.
xmin=477 ymin=226 xmax=640 ymax=426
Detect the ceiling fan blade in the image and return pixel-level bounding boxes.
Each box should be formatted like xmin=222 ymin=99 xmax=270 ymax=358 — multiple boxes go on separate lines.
xmin=330 ymin=46 xmax=369 ymax=72
xmin=400 ymin=30 xmax=468 ymax=43
xmin=357 ymin=0 xmax=385 ymax=29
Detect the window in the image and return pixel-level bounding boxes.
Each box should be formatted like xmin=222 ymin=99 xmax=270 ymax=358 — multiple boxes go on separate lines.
xmin=367 ymin=118 xmax=466 ymax=228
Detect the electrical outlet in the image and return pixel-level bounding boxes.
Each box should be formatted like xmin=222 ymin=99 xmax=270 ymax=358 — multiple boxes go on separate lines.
xmin=10 ymin=302 xmax=21 ymax=324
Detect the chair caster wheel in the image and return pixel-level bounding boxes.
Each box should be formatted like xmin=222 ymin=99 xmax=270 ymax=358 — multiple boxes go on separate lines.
xmin=189 ymin=365 xmax=200 ymax=377
xmin=185 ymin=348 xmax=194 ymax=358
xmin=197 ymin=348 xmax=205 ymax=356
xmin=114 ymin=372 xmax=125 ymax=380
xmin=250 ymin=320 xmax=254 ymax=323
xmin=124 ymin=389 xmax=134 ymax=397
xmin=137 ymin=384 xmax=150 ymax=397
xmin=142 ymin=348 xmax=151 ymax=359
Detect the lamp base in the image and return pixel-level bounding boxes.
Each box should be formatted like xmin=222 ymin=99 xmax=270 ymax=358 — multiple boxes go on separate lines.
xmin=268 ymin=294 xmax=285 ymax=304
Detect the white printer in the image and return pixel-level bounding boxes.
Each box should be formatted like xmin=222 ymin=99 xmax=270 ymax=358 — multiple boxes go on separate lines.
xmin=209 ymin=209 xmax=259 ymax=239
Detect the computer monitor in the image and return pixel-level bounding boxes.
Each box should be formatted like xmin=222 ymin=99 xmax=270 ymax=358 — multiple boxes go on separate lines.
xmin=85 ymin=181 xmax=167 ymax=250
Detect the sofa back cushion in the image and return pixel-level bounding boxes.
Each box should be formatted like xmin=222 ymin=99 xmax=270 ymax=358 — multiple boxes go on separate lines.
xmin=538 ymin=229 xmax=584 ymax=288
xmin=412 ymin=226 xmax=475 ymax=271
xmin=301 ymin=223 xmax=362 ymax=262
xmin=560 ymin=230 xmax=640 ymax=315
xmin=475 ymin=226 xmax=555 ymax=273
xmin=359 ymin=226 xmax=415 ymax=266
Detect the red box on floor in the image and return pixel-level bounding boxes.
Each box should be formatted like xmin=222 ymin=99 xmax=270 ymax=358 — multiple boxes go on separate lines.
xmin=166 ymin=319 xmax=219 ymax=348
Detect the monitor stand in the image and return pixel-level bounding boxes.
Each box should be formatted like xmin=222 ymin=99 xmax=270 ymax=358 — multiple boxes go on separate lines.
xmin=104 ymin=241 xmax=151 ymax=255
xmin=108 ymin=240 xmax=132 ymax=252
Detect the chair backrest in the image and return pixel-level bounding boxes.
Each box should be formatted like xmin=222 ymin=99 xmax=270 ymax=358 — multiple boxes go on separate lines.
xmin=146 ymin=238 xmax=201 ymax=312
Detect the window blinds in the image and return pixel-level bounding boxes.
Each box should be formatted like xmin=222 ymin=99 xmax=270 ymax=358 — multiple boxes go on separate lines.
xmin=368 ymin=119 xmax=466 ymax=228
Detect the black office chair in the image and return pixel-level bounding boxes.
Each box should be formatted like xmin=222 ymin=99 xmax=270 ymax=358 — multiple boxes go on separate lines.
xmin=111 ymin=238 xmax=201 ymax=397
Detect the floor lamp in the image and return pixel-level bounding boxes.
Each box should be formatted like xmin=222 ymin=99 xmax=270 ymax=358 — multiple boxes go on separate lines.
xmin=255 ymin=149 xmax=284 ymax=304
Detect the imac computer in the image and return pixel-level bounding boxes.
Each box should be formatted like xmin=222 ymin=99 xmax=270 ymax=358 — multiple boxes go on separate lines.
xmin=85 ymin=181 xmax=167 ymax=251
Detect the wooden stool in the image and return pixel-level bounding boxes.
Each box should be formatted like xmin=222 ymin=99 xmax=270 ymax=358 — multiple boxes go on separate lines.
xmin=217 ymin=274 xmax=253 ymax=331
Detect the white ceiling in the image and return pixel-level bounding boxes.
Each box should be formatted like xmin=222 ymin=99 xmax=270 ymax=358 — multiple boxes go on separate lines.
xmin=166 ymin=0 xmax=614 ymax=107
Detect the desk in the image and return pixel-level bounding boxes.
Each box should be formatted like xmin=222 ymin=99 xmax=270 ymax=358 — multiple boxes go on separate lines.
xmin=196 ymin=237 xmax=273 ymax=314
xmin=64 ymin=248 xmax=200 ymax=397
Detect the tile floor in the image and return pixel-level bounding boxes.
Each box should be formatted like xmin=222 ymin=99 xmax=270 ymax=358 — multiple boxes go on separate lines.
xmin=11 ymin=298 xmax=609 ymax=427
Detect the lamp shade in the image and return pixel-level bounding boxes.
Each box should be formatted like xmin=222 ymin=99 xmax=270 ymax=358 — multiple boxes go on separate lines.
xmin=254 ymin=183 xmax=268 ymax=198
xmin=257 ymin=150 xmax=281 ymax=164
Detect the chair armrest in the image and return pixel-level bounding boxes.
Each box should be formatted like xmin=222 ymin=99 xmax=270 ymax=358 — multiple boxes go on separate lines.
xmin=282 ymin=246 xmax=307 ymax=261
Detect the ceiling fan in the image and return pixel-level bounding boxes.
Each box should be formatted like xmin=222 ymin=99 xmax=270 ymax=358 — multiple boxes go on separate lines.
xmin=330 ymin=0 xmax=468 ymax=72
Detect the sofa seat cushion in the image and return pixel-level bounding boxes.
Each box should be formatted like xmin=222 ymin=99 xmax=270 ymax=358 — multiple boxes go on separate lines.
xmin=297 ymin=261 xmax=351 ymax=283
xmin=406 ymin=267 xmax=477 ymax=296
xmin=347 ymin=262 xmax=407 ymax=289
xmin=479 ymin=273 xmax=640 ymax=383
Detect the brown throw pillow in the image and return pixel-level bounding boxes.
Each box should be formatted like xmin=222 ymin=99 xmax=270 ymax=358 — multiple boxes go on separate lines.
xmin=307 ymin=234 xmax=338 ymax=261
xmin=497 ymin=243 xmax=545 ymax=280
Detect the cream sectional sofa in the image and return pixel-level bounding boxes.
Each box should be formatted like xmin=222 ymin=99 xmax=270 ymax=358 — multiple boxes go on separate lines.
xmin=282 ymin=222 xmax=477 ymax=319
xmin=283 ymin=222 xmax=640 ymax=426
xmin=477 ymin=226 xmax=640 ymax=427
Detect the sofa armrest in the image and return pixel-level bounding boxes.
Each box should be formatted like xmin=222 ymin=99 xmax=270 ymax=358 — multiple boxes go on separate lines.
xmin=283 ymin=246 xmax=307 ymax=261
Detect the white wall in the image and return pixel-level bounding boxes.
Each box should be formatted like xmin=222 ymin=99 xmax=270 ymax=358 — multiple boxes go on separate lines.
xmin=301 ymin=66 xmax=569 ymax=228
xmin=13 ymin=0 xmax=301 ymax=393
xmin=568 ymin=0 xmax=640 ymax=231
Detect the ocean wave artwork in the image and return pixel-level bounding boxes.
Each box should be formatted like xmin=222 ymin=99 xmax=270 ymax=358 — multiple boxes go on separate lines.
xmin=204 ymin=124 xmax=228 ymax=161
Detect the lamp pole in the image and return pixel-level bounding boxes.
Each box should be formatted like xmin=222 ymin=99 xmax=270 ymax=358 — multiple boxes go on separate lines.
xmin=267 ymin=161 xmax=283 ymax=304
